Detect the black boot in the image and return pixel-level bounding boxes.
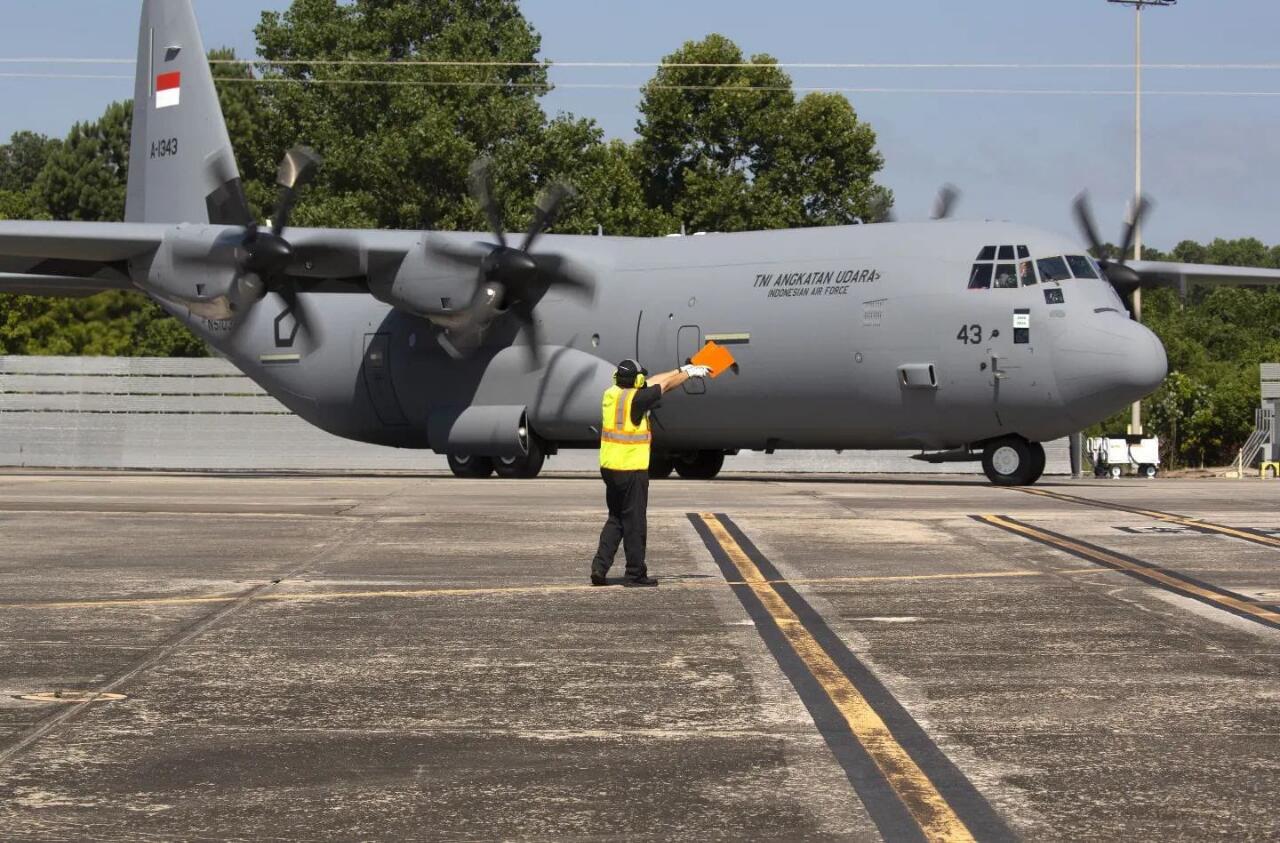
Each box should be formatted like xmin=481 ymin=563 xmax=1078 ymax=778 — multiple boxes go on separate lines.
xmin=623 ymin=575 xmax=658 ymax=587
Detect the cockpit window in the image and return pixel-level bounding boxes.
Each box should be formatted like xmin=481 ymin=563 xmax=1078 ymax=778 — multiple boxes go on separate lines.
xmin=1017 ymin=245 xmax=1030 ymax=259
xmin=1066 ymin=255 xmax=1098 ymax=279
xmin=993 ymin=263 xmax=1018 ymax=288
xmin=1036 ymin=256 xmax=1071 ymax=282
xmin=998 ymin=245 xmax=1015 ymax=260
xmin=976 ymin=245 xmax=996 ymax=261
xmin=968 ymin=263 xmax=993 ymax=289
xmin=1019 ymin=260 xmax=1038 ymax=286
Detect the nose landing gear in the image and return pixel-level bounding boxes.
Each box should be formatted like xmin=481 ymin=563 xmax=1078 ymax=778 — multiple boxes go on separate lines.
xmin=982 ymin=436 xmax=1046 ymax=486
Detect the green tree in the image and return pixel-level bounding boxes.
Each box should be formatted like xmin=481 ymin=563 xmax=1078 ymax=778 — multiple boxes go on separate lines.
xmin=253 ymin=0 xmax=556 ymax=232
xmin=35 ymin=101 xmax=131 ymax=222
xmin=635 ymin=34 xmax=890 ymax=232
xmin=0 ymin=131 xmax=61 ymax=195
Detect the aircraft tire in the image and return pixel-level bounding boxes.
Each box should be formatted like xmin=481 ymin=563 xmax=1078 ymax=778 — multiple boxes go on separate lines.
xmin=1027 ymin=442 xmax=1046 ymax=485
xmin=494 ymin=439 xmax=547 ymax=479
xmin=447 ymin=453 xmax=495 ymax=479
xmin=981 ymin=437 xmax=1038 ymax=486
xmin=674 ymin=450 xmax=725 ymax=480
xmin=648 ymin=453 xmax=675 ymax=479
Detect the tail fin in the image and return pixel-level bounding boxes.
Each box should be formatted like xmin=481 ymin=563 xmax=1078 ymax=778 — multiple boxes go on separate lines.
xmin=125 ymin=0 xmax=252 ymax=226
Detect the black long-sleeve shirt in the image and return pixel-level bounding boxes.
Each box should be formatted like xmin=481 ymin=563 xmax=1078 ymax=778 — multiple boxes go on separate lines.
xmin=628 ymin=385 xmax=663 ymax=426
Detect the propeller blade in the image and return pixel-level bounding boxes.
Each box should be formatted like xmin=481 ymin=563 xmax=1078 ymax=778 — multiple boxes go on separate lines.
xmin=272 ymin=146 xmax=323 ymax=237
xmin=204 ymin=149 xmax=254 ymax=226
xmin=467 ymin=157 xmax=507 ymax=248
xmin=1116 ymin=195 xmax=1152 ymax=265
xmin=511 ymin=299 xmax=543 ymax=369
xmin=1072 ymin=191 xmax=1107 ymax=258
xmin=930 ymin=184 xmax=960 ymax=220
xmin=532 ymin=253 xmax=595 ymax=301
xmin=522 ymin=182 xmax=577 ymax=252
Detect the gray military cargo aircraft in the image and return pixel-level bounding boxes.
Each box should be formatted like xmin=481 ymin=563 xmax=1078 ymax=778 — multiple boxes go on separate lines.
xmin=3 ymin=0 xmax=1279 ymax=485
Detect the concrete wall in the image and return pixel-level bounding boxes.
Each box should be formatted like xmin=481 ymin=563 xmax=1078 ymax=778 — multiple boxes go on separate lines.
xmin=0 ymin=356 xmax=1070 ymax=474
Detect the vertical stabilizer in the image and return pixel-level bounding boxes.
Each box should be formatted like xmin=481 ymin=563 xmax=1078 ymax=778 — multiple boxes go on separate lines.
xmin=125 ymin=0 xmax=252 ymax=225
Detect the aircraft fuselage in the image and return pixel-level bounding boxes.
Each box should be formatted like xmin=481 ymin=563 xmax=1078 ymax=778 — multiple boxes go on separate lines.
xmin=174 ymin=220 xmax=1167 ymax=459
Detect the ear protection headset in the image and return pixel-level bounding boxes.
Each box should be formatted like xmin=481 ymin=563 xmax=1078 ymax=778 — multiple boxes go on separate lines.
xmin=614 ymin=358 xmax=648 ymax=388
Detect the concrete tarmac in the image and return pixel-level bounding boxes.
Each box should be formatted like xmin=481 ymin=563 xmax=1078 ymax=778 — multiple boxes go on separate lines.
xmin=0 ymin=470 xmax=1276 ymax=841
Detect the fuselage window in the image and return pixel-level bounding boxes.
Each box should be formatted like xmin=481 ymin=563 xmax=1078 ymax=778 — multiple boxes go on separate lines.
xmin=1037 ymin=256 xmax=1071 ymax=282
xmin=1019 ymin=260 xmax=1038 ymax=286
xmin=1017 ymin=245 xmax=1030 ymax=259
xmin=968 ymin=263 xmax=993 ymax=289
xmin=993 ymin=263 xmax=1018 ymax=288
xmin=977 ymin=245 xmax=996 ymax=260
xmin=998 ymin=245 xmax=1015 ymax=260
xmin=1065 ymin=255 xmax=1098 ymax=279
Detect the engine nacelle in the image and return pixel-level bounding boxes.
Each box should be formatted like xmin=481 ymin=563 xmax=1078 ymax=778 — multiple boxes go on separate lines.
xmin=429 ymin=404 xmax=530 ymax=457
xmin=141 ymin=225 xmax=242 ymax=307
xmin=373 ymin=236 xmax=479 ymax=319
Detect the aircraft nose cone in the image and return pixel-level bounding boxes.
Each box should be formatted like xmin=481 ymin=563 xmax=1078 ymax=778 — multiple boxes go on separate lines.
xmin=1055 ymin=317 xmax=1167 ymax=427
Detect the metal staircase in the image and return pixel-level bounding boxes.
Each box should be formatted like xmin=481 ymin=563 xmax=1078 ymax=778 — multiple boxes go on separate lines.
xmin=1236 ymin=407 xmax=1274 ymax=472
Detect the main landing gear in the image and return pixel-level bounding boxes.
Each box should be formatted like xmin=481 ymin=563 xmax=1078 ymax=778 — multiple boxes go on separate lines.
xmin=447 ymin=438 xmax=547 ymax=479
xmin=649 ymin=450 xmax=726 ymax=480
xmin=981 ymin=436 xmax=1045 ymax=486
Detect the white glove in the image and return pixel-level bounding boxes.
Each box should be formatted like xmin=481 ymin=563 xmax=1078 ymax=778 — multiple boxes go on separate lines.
xmin=681 ymin=364 xmax=712 ymax=379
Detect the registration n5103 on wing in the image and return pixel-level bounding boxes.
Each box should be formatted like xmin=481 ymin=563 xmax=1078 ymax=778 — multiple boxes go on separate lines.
xmin=4 ymin=0 xmax=1280 ymax=485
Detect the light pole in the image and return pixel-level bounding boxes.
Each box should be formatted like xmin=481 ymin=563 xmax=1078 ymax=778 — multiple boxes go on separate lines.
xmin=1109 ymin=0 xmax=1175 ymax=436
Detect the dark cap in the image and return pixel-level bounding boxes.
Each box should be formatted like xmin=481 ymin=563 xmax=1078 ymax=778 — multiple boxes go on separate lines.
xmin=615 ymin=358 xmax=647 ymax=386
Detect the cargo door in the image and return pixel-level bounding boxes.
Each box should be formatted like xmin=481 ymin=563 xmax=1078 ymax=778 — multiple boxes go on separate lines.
xmin=362 ymin=333 xmax=409 ymax=426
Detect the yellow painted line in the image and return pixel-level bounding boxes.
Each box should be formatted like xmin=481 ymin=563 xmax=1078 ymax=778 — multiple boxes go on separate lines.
xmin=1019 ymin=487 xmax=1280 ymax=549
xmin=979 ymin=514 xmax=1280 ymax=626
xmin=696 ymin=513 xmax=976 ymax=843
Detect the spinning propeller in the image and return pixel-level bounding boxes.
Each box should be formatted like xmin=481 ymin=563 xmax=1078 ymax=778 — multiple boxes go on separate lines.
xmin=426 ymin=157 xmax=594 ymax=367
xmin=1072 ymin=191 xmax=1153 ymax=302
xmin=213 ymin=146 xmax=323 ymax=341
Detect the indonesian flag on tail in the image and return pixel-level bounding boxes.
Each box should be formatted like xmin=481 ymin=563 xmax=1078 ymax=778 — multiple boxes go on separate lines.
xmin=156 ymin=72 xmax=181 ymax=109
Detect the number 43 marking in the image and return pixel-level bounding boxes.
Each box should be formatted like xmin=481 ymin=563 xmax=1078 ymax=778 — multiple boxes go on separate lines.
xmin=956 ymin=324 xmax=983 ymax=344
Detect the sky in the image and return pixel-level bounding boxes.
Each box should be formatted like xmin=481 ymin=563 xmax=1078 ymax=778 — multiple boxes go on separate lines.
xmin=1 ymin=0 xmax=1278 ymax=250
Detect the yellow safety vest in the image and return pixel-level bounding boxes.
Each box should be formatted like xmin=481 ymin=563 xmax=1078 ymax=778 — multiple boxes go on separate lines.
xmin=599 ymin=385 xmax=652 ymax=471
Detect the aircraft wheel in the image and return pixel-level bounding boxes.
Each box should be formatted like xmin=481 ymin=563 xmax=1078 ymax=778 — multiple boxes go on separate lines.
xmin=447 ymin=453 xmax=494 ymax=479
xmin=674 ymin=450 xmax=725 ymax=480
xmin=1026 ymin=442 xmax=1046 ymax=485
xmin=648 ymin=453 xmax=675 ymax=479
xmin=1139 ymin=464 xmax=1158 ymax=479
xmin=494 ymin=438 xmax=546 ymax=479
xmin=1266 ymin=465 xmax=1278 ymax=479
xmin=981 ymin=437 xmax=1037 ymax=486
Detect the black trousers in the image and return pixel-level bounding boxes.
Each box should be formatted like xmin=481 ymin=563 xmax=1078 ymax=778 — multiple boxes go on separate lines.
xmin=592 ymin=468 xmax=649 ymax=578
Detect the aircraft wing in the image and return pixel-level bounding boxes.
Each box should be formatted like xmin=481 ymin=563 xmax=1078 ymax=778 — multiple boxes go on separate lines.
xmin=1130 ymin=260 xmax=1280 ymax=289
xmin=0 ymin=221 xmax=420 ymax=296
xmin=0 ymin=221 xmax=168 ymax=296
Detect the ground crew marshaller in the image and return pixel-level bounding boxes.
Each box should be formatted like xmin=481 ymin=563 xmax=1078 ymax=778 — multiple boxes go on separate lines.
xmin=590 ymin=358 xmax=711 ymax=586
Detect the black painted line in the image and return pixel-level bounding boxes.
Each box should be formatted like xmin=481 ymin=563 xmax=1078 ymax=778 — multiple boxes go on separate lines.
xmin=689 ymin=513 xmax=1017 ymax=843
xmin=1016 ymin=488 xmax=1280 ymax=551
xmin=975 ymin=515 xmax=1280 ymax=631
xmin=713 ymin=515 xmax=1016 ymax=843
